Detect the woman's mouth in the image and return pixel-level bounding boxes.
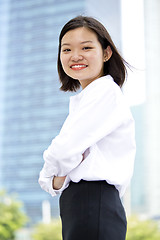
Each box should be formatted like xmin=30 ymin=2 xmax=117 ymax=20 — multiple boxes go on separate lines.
xmin=70 ymin=64 xmax=88 ymax=70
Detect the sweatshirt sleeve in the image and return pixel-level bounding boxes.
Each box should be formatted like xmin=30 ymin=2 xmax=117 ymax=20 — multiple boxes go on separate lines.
xmin=39 ymin=78 xmax=132 ymax=195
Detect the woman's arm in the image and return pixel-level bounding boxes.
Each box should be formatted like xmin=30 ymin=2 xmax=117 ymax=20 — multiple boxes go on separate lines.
xmin=39 ymin=77 xmax=133 ymax=195
xmin=43 ymin=80 xmax=127 ymax=177
xmin=52 ymin=154 xmax=85 ymax=190
xmin=52 ymin=176 xmax=66 ymax=190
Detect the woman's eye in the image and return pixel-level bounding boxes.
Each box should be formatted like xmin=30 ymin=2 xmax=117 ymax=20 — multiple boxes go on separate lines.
xmin=62 ymin=49 xmax=71 ymax=52
xmin=82 ymin=46 xmax=92 ymax=50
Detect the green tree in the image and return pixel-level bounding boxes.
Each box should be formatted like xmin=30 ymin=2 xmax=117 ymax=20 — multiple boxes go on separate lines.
xmin=126 ymin=215 xmax=160 ymax=240
xmin=0 ymin=190 xmax=28 ymax=240
xmin=32 ymin=219 xmax=62 ymax=240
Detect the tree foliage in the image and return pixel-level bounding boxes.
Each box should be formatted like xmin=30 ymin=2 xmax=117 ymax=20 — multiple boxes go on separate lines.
xmin=0 ymin=190 xmax=28 ymax=240
xmin=32 ymin=219 xmax=62 ymax=240
xmin=126 ymin=215 xmax=160 ymax=240
xmin=32 ymin=215 xmax=160 ymax=240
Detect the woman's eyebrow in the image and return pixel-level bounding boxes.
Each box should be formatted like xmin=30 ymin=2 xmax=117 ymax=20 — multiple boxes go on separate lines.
xmin=61 ymin=43 xmax=70 ymax=47
xmin=61 ymin=40 xmax=93 ymax=47
xmin=80 ymin=40 xmax=93 ymax=44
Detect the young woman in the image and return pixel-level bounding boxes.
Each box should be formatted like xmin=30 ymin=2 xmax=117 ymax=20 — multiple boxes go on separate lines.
xmin=39 ymin=16 xmax=136 ymax=240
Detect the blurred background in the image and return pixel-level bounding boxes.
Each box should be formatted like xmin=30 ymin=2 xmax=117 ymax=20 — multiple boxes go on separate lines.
xmin=0 ymin=0 xmax=160 ymax=238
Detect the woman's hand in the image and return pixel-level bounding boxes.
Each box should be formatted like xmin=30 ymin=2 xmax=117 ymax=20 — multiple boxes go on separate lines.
xmin=52 ymin=176 xmax=66 ymax=190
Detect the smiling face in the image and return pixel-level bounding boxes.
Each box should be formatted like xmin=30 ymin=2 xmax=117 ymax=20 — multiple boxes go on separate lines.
xmin=60 ymin=27 xmax=110 ymax=89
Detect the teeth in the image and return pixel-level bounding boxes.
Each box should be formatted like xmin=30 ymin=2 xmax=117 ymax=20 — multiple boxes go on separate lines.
xmin=71 ymin=65 xmax=87 ymax=68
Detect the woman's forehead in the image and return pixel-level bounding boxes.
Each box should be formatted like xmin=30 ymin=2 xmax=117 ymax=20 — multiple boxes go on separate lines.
xmin=61 ymin=27 xmax=98 ymax=45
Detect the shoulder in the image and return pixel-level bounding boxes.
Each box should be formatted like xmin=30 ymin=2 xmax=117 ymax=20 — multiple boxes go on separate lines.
xmin=87 ymin=75 xmax=116 ymax=91
xmin=82 ymin=75 xmax=122 ymax=102
xmin=70 ymin=75 xmax=123 ymax=106
xmin=86 ymin=75 xmax=121 ymax=95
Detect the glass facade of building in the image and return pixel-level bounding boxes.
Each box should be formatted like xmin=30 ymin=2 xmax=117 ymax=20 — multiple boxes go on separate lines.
xmin=0 ymin=0 xmax=9 ymax=189
xmin=0 ymin=0 xmax=85 ymax=223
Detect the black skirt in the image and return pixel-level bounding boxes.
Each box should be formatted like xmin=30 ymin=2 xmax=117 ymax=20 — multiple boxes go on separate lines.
xmin=59 ymin=180 xmax=127 ymax=240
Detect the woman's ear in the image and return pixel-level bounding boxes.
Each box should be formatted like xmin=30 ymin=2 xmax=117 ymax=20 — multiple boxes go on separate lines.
xmin=103 ymin=46 xmax=112 ymax=62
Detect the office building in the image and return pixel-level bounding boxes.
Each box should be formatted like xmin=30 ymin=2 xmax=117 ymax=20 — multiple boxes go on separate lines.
xmin=0 ymin=0 xmax=85 ymax=223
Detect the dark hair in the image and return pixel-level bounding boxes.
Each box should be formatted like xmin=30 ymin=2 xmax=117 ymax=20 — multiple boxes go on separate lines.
xmin=58 ymin=16 xmax=128 ymax=91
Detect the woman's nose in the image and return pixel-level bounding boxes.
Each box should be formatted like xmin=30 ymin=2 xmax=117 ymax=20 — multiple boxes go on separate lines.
xmin=71 ymin=51 xmax=83 ymax=61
